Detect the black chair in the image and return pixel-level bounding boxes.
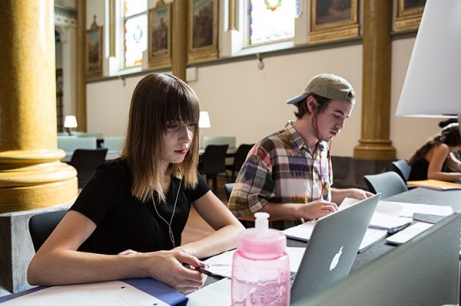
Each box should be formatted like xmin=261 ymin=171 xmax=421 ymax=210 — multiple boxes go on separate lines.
xmin=223 ymin=182 xmax=254 ymax=228
xmin=392 ymin=159 xmax=412 ymax=182
xmin=29 ymin=210 xmax=68 ymax=252
xmin=69 ymin=148 xmax=108 ymax=188
xmin=224 ymin=183 xmax=234 ymax=201
xmin=364 ymin=171 xmax=408 ymax=199
xmin=200 ymin=144 xmax=229 ymax=191
xmin=226 ymin=144 xmax=254 ymax=182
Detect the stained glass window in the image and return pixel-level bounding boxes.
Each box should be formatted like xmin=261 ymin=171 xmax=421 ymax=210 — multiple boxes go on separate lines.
xmin=248 ymin=0 xmax=300 ymax=46
xmin=124 ymin=0 xmax=147 ymax=67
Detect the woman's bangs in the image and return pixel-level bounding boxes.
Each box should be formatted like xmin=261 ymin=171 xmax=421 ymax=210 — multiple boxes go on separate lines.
xmin=166 ymin=96 xmax=199 ymax=125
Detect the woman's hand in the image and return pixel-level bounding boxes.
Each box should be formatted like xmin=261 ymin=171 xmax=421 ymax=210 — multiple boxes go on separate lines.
xmin=139 ymin=249 xmax=207 ymax=293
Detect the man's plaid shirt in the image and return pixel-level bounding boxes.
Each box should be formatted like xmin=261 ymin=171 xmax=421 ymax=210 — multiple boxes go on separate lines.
xmin=228 ymin=122 xmax=332 ymax=230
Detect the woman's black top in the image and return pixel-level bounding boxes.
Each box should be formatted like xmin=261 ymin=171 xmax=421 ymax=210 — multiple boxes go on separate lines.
xmin=70 ymin=158 xmax=209 ymax=254
xmin=409 ymin=158 xmax=449 ymax=181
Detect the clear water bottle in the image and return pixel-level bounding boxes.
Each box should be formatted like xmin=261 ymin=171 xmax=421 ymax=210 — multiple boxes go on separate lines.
xmin=231 ymin=212 xmax=290 ymax=306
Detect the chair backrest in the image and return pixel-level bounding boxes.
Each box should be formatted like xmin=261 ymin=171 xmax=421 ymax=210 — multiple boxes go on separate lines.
xmin=29 ymin=210 xmax=68 ymax=252
xmin=69 ymin=148 xmax=108 ymax=188
xmin=201 ymin=144 xmax=229 ymax=174
xmin=231 ymin=144 xmax=254 ymax=172
xmin=224 ymin=183 xmax=234 ymax=201
xmin=363 ymin=171 xmax=408 ymax=199
xmin=392 ymin=159 xmax=412 ymax=182
xmin=203 ymin=136 xmax=236 ymax=148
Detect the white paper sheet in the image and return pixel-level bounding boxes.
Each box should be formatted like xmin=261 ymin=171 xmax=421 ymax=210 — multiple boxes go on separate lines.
xmin=187 ymin=278 xmax=232 ymax=306
xmin=379 ymin=200 xmax=454 ymax=218
xmin=204 ymin=247 xmax=306 ymax=279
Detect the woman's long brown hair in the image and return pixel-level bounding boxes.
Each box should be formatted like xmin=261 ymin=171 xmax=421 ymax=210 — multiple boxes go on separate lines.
xmin=121 ymin=73 xmax=200 ymax=202
xmin=409 ymin=123 xmax=461 ymax=166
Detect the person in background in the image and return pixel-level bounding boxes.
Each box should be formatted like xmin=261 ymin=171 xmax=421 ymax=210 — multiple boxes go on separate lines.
xmin=228 ymin=73 xmax=373 ymax=230
xmin=408 ymin=122 xmax=461 ymax=182
xmin=439 ymin=118 xmax=458 ymax=128
xmin=27 ymin=73 xmax=244 ymax=292
xmin=439 ymin=118 xmax=461 ymax=167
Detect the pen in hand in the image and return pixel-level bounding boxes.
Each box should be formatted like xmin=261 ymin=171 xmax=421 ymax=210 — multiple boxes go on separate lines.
xmin=182 ymin=263 xmax=214 ymax=277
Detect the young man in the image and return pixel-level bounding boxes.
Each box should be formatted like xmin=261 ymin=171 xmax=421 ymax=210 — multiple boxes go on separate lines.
xmin=228 ymin=73 xmax=373 ymax=230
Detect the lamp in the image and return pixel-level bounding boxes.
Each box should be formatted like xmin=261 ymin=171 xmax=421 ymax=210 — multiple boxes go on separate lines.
xmin=395 ymin=0 xmax=461 ymax=134
xmin=199 ymin=111 xmax=211 ymax=148
xmin=199 ymin=111 xmax=211 ymax=128
xmin=63 ymin=115 xmax=78 ymax=136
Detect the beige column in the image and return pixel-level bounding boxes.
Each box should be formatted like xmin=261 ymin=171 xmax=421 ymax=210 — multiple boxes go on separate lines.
xmin=228 ymin=0 xmax=236 ymax=31
xmin=353 ymin=0 xmax=396 ymax=160
xmin=76 ymin=0 xmax=87 ymax=132
xmin=172 ymin=0 xmax=188 ymax=80
xmin=0 ymin=0 xmax=78 ymax=213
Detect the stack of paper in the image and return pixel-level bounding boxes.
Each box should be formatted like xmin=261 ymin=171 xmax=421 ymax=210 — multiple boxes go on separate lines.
xmin=282 ymin=199 xmax=412 ymax=252
xmin=283 ymin=198 xmax=454 ymax=252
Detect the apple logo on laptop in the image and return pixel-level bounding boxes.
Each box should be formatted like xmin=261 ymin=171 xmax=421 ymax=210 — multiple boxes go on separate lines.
xmin=329 ymin=246 xmax=343 ymax=271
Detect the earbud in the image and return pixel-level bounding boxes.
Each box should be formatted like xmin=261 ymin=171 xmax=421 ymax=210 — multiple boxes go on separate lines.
xmin=311 ymin=103 xmax=316 ymax=110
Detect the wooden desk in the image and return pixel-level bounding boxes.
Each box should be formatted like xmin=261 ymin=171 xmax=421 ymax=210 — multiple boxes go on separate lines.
xmin=58 ymin=148 xmax=239 ymax=168
xmin=62 ymin=148 xmax=237 ymax=163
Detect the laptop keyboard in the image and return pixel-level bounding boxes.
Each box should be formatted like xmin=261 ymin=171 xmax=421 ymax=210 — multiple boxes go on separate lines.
xmin=289 ymin=271 xmax=296 ymax=286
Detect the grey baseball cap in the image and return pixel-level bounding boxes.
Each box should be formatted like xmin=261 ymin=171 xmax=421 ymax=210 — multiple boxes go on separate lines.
xmin=286 ymin=73 xmax=356 ymax=105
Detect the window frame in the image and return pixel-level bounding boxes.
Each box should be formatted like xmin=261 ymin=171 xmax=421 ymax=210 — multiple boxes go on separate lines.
xmin=120 ymin=0 xmax=148 ymax=71
xmin=243 ymin=0 xmax=299 ymax=48
xmin=220 ymin=0 xmax=307 ymax=58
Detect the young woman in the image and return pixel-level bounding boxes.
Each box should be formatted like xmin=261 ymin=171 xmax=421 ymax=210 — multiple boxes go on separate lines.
xmin=439 ymin=119 xmax=461 ymax=167
xmin=27 ymin=73 xmax=244 ymax=293
xmin=408 ymin=123 xmax=461 ymax=182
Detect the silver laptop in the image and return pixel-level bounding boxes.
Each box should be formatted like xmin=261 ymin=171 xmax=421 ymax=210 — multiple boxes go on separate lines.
xmin=290 ymin=193 xmax=381 ymax=303
xmin=291 ymin=213 xmax=461 ymax=306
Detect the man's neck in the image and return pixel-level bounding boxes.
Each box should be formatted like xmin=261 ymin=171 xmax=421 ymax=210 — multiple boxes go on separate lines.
xmin=293 ymin=118 xmax=318 ymax=153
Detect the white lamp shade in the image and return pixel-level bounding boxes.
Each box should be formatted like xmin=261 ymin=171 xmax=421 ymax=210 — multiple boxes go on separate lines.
xmin=64 ymin=115 xmax=78 ymax=128
xmin=199 ymin=111 xmax=211 ymax=128
xmin=396 ymin=0 xmax=461 ymax=118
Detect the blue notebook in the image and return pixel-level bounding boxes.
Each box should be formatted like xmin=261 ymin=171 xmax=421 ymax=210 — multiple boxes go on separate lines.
xmin=0 ymin=278 xmax=188 ymax=305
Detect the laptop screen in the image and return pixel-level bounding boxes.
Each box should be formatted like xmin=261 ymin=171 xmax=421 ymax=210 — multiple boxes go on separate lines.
xmin=290 ymin=193 xmax=381 ymax=303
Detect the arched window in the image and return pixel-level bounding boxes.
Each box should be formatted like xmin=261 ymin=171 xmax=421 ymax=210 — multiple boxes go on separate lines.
xmin=221 ymin=0 xmax=305 ymax=58
xmin=247 ymin=0 xmax=300 ymax=46
xmin=123 ymin=0 xmax=147 ymax=67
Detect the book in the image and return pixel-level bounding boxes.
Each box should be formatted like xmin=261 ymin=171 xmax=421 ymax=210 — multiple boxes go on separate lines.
xmin=282 ymin=221 xmax=390 ymax=253
xmin=407 ymin=179 xmax=461 ymax=190
xmin=0 ymin=279 xmax=188 ymax=306
xmin=341 ymin=198 xmax=413 ymax=234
